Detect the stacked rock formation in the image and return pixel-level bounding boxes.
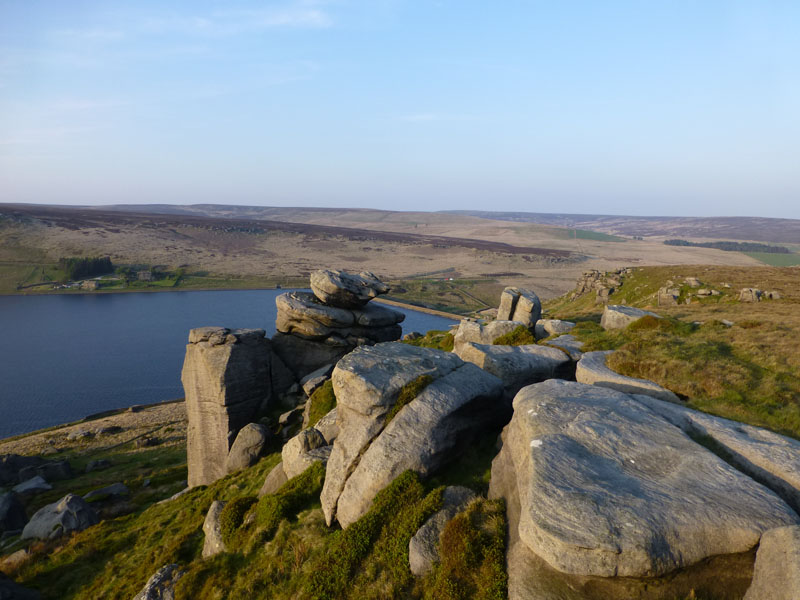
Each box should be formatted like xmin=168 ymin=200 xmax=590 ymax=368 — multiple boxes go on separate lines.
xmin=271 ymin=270 xmax=405 ymax=379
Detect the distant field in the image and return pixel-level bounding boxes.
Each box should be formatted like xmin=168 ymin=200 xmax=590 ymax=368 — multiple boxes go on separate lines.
xmin=573 ymin=228 xmax=626 ymax=242
xmin=744 ymin=252 xmax=800 ymax=266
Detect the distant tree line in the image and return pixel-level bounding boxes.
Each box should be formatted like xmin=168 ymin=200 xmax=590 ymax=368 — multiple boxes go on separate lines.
xmin=663 ymin=239 xmax=790 ymax=254
xmin=58 ymin=256 xmax=114 ymax=280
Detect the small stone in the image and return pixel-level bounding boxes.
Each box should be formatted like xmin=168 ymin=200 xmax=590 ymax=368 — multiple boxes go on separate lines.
xmin=202 ymin=501 xmax=227 ymax=558
xmin=133 ymin=563 xmax=184 ymax=600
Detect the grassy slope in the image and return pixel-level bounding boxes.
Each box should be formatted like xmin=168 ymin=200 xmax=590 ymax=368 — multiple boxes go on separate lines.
xmin=4 ymin=424 xmax=505 ymax=600
xmin=546 ymin=265 xmax=800 ymax=438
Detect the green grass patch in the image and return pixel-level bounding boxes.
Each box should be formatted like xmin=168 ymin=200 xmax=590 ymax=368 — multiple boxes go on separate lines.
xmin=305 ymin=470 xmax=444 ymax=599
xmin=418 ymin=499 xmax=507 ymax=600
xmin=403 ymin=330 xmax=455 ymax=352
xmin=492 ymin=325 xmax=535 ymax=346
xmin=385 ymin=375 xmax=434 ymax=424
xmin=307 ymin=381 xmax=336 ymax=428
xmin=744 ymin=252 xmax=800 ymax=267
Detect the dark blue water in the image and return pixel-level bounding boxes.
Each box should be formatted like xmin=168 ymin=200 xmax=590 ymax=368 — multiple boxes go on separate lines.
xmin=0 ymin=290 xmax=455 ymax=438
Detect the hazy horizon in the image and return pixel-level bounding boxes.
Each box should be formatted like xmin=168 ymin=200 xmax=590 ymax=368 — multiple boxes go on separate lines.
xmin=1 ymin=1 xmax=799 ymax=219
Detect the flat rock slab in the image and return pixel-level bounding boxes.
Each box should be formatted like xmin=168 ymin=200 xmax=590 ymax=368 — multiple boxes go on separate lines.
xmin=600 ymin=305 xmax=660 ymax=330
xmin=635 ymin=395 xmax=800 ymax=515
xmin=576 ymin=351 xmax=680 ymax=403
xmin=310 ymin=269 xmax=390 ymax=308
xmin=490 ymin=380 xmax=798 ymax=578
xmin=321 ymin=342 xmax=503 ymax=527
xmin=745 ymin=525 xmax=800 ymax=600
xmin=456 ymin=342 xmax=571 ymax=397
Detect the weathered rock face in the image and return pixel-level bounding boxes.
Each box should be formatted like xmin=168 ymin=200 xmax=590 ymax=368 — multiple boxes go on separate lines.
xmin=635 ymin=395 xmax=800 ymax=515
xmin=576 ymin=351 xmax=680 ymax=403
xmin=321 ymin=343 xmax=504 ymax=528
xmin=600 ymin=305 xmax=660 ymax=330
xmin=21 ymin=493 xmax=99 ymax=540
xmin=133 ymin=563 xmax=184 ymax=600
xmin=225 ymin=423 xmax=270 ymax=474
xmin=534 ymin=319 xmax=575 ymax=340
xmin=182 ymin=327 xmax=273 ymax=487
xmin=453 ymin=319 xmax=524 ymax=352
xmin=569 ymin=269 xmax=631 ymax=302
xmin=202 ymin=500 xmax=227 ymax=559
xmin=310 ymin=269 xmax=390 ymax=308
xmin=273 ymin=291 xmax=404 ymax=379
xmin=489 ymin=380 xmax=798 ymax=579
xmin=739 ymin=288 xmax=763 ymax=302
xmin=455 ymin=342 xmax=572 ymax=398
xmin=282 ymin=428 xmax=330 ymax=479
xmin=408 ymin=486 xmax=476 ymax=576
xmin=0 ymin=492 xmax=27 ymax=534
xmin=313 ymin=407 xmax=339 ymax=445
xmin=300 ymin=363 xmax=334 ymax=397
xmin=744 ymin=525 xmax=800 ymax=600
xmin=497 ymin=287 xmax=541 ymax=327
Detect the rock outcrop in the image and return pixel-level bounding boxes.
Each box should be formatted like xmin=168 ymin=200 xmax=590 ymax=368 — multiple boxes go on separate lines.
xmin=744 ymin=525 xmax=800 ymax=600
xmin=0 ymin=455 xmax=46 ymax=486
xmin=489 ymin=380 xmax=798 ymax=580
xmin=576 ymin=350 xmax=680 ymax=403
xmin=542 ymin=334 xmax=584 ymax=360
xmin=600 ymin=305 xmax=660 ymax=330
xmin=497 ymin=287 xmax=541 ymax=327
xmin=182 ymin=328 xmax=273 ymax=487
xmin=321 ymin=343 xmax=504 ymax=528
xmin=21 ymin=493 xmax=99 ymax=540
xmin=739 ymin=288 xmax=763 ymax=302
xmin=310 ymin=269 xmax=390 ymax=308
xmin=409 ymin=486 xmax=476 ymax=576
xmin=272 ymin=290 xmax=404 ymax=379
xmin=455 ymin=342 xmax=572 ymax=398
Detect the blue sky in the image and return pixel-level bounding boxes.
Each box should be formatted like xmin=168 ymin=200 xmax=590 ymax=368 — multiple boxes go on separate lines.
xmin=1 ymin=1 xmax=798 ymax=218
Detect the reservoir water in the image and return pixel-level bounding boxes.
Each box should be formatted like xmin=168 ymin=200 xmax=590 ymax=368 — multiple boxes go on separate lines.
xmin=0 ymin=290 xmax=456 ymax=439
